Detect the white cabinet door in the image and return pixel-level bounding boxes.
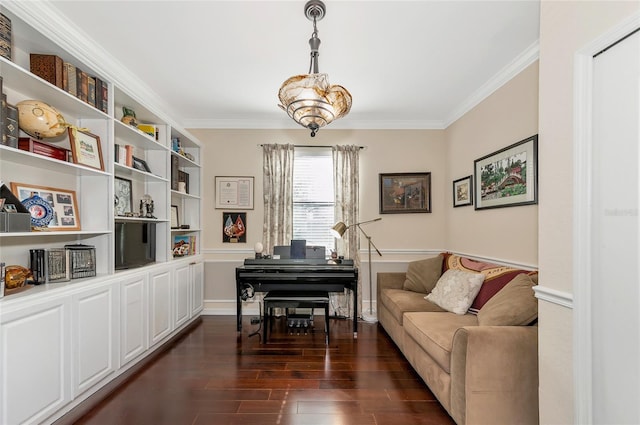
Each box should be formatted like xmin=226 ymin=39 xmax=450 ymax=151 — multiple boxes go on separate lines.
xmin=72 ymin=280 xmax=117 ymax=397
xmin=149 ymin=266 xmax=173 ymax=347
xmin=120 ymin=273 xmax=148 ymax=366
xmin=174 ymin=264 xmax=191 ymax=328
xmin=1 ymin=297 xmax=72 ymax=425
xmin=190 ymin=261 xmax=204 ymax=317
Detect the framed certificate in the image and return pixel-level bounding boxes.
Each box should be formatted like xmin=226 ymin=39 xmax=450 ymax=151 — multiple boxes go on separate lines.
xmin=215 ymin=176 xmax=254 ymax=210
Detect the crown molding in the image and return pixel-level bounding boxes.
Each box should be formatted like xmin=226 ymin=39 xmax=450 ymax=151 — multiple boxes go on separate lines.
xmin=444 ymin=40 xmax=540 ymax=128
xmin=5 ymin=1 xmax=185 ymax=133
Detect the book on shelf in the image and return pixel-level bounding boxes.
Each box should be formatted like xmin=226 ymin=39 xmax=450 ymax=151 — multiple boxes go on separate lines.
xmin=137 ymin=124 xmax=158 ymax=140
xmin=125 ymin=145 xmax=134 ymax=167
xmin=96 ymin=77 xmax=108 ymax=113
xmin=171 ymin=155 xmax=179 ymax=191
xmin=5 ymin=103 xmax=18 ymax=148
xmin=0 ymin=13 xmax=11 ymax=61
xmin=30 ymin=54 xmax=64 ymax=89
xmin=0 ymin=88 xmax=5 ymax=147
xmin=87 ymin=75 xmax=96 ymax=107
xmin=18 ymin=137 xmax=70 ymax=162
xmin=63 ymin=62 xmax=77 ymax=96
xmin=78 ymin=69 xmax=89 ymax=103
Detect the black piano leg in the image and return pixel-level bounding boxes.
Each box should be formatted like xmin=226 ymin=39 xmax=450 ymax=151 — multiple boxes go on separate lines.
xmin=237 ymin=284 xmax=242 ymax=333
xmin=353 ymin=286 xmax=358 ymax=339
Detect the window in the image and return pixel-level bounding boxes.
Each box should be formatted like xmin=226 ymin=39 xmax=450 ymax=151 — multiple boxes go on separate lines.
xmin=293 ymin=148 xmax=334 ymax=255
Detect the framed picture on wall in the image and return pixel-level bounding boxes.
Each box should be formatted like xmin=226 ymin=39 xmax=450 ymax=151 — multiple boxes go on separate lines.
xmin=474 ymin=135 xmax=538 ymax=210
xmin=379 ymin=172 xmax=431 ymax=214
xmin=215 ymin=176 xmax=254 ymax=209
xmin=452 ymin=175 xmax=473 ymax=207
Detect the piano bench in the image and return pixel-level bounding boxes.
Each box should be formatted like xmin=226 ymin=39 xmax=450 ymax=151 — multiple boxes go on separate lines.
xmin=263 ymin=291 xmax=330 ymax=345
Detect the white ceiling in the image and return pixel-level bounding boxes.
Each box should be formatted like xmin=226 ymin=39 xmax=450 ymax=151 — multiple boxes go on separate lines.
xmin=45 ymin=0 xmax=540 ymax=131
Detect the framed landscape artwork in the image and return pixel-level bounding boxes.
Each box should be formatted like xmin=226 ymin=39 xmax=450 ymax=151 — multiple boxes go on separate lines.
xmin=379 ymin=172 xmax=431 ymax=214
xmin=474 ymin=135 xmax=538 ymax=210
xmin=453 ymin=175 xmax=473 ymax=207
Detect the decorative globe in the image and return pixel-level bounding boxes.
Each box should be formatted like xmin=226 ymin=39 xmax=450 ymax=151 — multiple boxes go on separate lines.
xmin=16 ymin=100 xmax=67 ymax=139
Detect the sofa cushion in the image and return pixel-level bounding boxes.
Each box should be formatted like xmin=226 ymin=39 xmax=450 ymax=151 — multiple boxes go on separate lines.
xmin=477 ymin=273 xmax=539 ymax=326
xmin=403 ymin=254 xmax=443 ymax=293
xmin=442 ymin=253 xmax=537 ymax=313
xmin=404 ymin=312 xmax=478 ymax=373
xmin=426 ymin=269 xmax=485 ymax=315
xmin=380 ymin=288 xmax=446 ymax=324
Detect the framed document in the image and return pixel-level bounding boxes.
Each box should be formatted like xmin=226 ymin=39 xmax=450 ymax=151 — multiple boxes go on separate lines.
xmin=68 ymin=128 xmax=104 ymax=171
xmin=215 ymin=176 xmax=254 ymax=210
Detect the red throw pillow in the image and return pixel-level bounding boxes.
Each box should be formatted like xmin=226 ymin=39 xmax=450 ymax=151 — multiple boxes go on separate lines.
xmin=441 ymin=252 xmax=537 ymax=313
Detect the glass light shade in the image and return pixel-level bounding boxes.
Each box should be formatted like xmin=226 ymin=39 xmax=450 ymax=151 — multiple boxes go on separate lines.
xmin=330 ymin=221 xmax=347 ymax=238
xmin=278 ymin=73 xmax=352 ymax=134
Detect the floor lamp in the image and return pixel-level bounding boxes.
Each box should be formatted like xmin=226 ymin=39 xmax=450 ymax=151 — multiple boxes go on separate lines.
xmin=330 ymin=218 xmax=382 ymax=322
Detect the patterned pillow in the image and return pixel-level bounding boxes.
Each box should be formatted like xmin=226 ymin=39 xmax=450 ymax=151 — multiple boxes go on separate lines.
xmin=442 ymin=252 xmax=537 ymax=313
xmin=425 ymin=269 xmax=486 ymax=315
xmin=402 ymin=254 xmax=444 ymax=294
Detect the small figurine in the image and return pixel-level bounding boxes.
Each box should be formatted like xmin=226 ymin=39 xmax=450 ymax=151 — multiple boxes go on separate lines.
xmin=121 ymin=106 xmax=138 ymax=127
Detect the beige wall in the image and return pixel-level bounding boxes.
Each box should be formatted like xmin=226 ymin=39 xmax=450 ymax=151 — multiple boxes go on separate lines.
xmin=445 ymin=62 xmax=539 ymax=266
xmin=538 ymin=1 xmax=639 ymax=424
xmin=187 ymin=128 xmax=447 ymax=258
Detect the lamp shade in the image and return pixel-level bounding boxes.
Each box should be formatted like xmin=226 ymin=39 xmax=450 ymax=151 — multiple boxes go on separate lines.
xmin=278 ymin=73 xmax=351 ymax=136
xmin=330 ymin=221 xmax=347 ymax=238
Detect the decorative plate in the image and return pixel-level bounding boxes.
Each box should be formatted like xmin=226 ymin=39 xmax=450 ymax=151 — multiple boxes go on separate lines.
xmin=22 ymin=195 xmax=54 ymax=227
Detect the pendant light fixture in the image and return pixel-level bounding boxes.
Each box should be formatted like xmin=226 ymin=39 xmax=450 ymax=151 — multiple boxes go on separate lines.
xmin=278 ymin=0 xmax=352 ymax=137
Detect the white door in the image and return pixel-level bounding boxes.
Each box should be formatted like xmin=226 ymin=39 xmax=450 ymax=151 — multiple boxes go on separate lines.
xmin=591 ymin=28 xmax=640 ymax=424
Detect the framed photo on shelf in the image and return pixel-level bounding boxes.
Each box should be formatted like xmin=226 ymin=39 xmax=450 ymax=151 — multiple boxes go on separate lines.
xmin=68 ymin=128 xmax=104 ymax=171
xmin=453 ymin=175 xmax=473 ymax=207
xmin=215 ymin=176 xmax=254 ymax=209
xmin=170 ymin=205 xmax=180 ymax=228
xmin=132 ymin=156 xmax=151 ymax=173
xmin=379 ymin=172 xmax=431 ymax=214
xmin=114 ymin=177 xmax=133 ymax=216
xmin=474 ymin=135 xmax=538 ymax=210
xmin=10 ymin=182 xmax=81 ymax=230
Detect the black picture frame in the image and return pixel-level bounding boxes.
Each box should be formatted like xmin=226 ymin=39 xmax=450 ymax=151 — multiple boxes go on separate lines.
xmin=379 ymin=172 xmax=431 ymax=214
xmin=170 ymin=205 xmax=180 ymax=228
xmin=132 ymin=156 xmax=151 ymax=173
xmin=452 ymin=175 xmax=473 ymax=207
xmin=474 ymin=135 xmax=538 ymax=210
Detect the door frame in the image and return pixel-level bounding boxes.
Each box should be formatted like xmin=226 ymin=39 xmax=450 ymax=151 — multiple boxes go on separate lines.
xmin=572 ymin=12 xmax=640 ymax=425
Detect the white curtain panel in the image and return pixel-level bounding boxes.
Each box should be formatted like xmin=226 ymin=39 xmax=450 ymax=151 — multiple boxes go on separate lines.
xmin=332 ymin=145 xmax=361 ymax=318
xmin=262 ymin=144 xmax=294 ymax=253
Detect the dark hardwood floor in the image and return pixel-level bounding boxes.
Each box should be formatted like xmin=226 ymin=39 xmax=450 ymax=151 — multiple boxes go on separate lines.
xmin=74 ymin=315 xmax=455 ymax=425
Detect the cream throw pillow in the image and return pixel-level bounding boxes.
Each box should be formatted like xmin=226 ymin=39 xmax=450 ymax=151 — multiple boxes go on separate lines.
xmin=402 ymin=254 xmax=444 ymax=294
xmin=477 ymin=273 xmax=538 ymax=326
xmin=425 ymin=269 xmax=485 ymax=315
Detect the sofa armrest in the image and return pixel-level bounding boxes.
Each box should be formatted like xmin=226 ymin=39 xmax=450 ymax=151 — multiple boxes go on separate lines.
xmin=376 ymin=272 xmax=406 ymax=298
xmin=450 ymin=326 xmax=538 ymax=425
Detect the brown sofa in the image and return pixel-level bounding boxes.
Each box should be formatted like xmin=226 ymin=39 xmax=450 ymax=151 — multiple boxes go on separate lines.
xmin=377 ymin=253 xmax=539 ymax=425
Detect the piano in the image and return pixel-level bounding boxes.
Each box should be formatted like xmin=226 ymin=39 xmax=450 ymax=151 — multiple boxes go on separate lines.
xmin=236 ymin=258 xmax=359 ymax=337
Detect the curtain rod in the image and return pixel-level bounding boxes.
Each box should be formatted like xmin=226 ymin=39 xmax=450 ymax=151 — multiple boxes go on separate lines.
xmin=257 ymin=144 xmax=365 ymax=149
